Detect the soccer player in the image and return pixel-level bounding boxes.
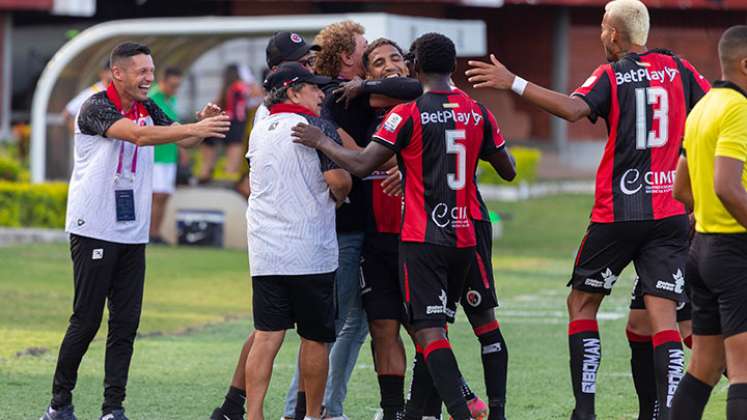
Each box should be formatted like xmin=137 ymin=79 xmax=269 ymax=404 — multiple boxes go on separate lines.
xmin=465 ymin=1 xmax=709 ymax=419
xmin=244 ymin=62 xmax=351 ymax=420
xmin=669 ymin=25 xmax=747 ymax=420
xmin=292 ymin=32 xmax=515 ymax=420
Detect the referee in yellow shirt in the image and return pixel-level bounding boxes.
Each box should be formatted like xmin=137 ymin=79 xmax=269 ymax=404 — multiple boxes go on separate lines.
xmin=669 ymin=25 xmax=747 ymax=420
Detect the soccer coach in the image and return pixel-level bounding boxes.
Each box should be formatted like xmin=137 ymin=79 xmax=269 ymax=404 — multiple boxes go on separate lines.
xmin=41 ymin=42 xmax=229 ymax=420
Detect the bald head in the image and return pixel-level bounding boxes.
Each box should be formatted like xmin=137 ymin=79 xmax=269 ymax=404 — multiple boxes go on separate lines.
xmin=719 ymin=25 xmax=747 ymax=76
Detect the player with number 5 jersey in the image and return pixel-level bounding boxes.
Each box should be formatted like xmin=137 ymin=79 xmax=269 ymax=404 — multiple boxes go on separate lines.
xmin=466 ymin=1 xmax=709 ymax=419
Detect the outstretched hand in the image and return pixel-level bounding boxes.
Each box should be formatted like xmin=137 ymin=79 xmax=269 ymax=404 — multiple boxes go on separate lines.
xmin=192 ymin=114 xmax=231 ymax=139
xmin=333 ymin=77 xmax=365 ymax=109
xmin=291 ymin=123 xmax=325 ymax=149
xmin=196 ymin=102 xmax=224 ymax=121
xmin=465 ymin=54 xmax=515 ymax=90
xmin=381 ymin=166 xmax=403 ymax=196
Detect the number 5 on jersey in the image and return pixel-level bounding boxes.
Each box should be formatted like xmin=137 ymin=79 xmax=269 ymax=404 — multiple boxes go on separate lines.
xmin=445 ymin=129 xmax=466 ymax=190
xmin=635 ymin=86 xmax=669 ymax=150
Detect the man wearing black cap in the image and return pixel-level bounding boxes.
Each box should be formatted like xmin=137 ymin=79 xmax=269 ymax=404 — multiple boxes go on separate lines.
xmin=208 ymin=33 xmax=321 ymax=420
xmin=244 ymin=62 xmax=351 ymax=420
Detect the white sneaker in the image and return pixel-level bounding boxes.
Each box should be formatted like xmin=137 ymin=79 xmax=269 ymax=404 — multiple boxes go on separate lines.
xmin=372 ymin=409 xmax=384 ymax=420
xmin=324 ymin=416 xmax=349 ymax=420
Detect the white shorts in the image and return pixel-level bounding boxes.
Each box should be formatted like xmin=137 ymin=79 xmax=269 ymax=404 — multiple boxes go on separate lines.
xmin=152 ymin=163 xmax=177 ymax=194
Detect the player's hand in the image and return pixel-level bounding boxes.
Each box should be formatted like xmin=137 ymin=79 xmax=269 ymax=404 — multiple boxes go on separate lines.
xmin=191 ymin=114 xmax=230 ymax=139
xmin=291 ymin=123 xmax=325 ymax=149
xmin=465 ymin=54 xmax=515 ymax=90
xmin=333 ymin=77 xmax=365 ymax=108
xmin=381 ymin=166 xmax=403 ymax=196
xmin=196 ymin=102 xmax=224 ymax=121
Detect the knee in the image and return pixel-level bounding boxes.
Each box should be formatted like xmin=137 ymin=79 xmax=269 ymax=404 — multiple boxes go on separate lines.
xmin=626 ymin=310 xmax=652 ymax=336
xmin=567 ymin=290 xmax=602 ymax=320
xmin=466 ymin=309 xmax=495 ymax=331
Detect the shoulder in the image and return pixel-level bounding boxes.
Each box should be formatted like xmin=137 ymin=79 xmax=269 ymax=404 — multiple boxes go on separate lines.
xmin=304 ymin=114 xmax=339 ymax=137
xmin=80 ymin=91 xmax=112 ymax=111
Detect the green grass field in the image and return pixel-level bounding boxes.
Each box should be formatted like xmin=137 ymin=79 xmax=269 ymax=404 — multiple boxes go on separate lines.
xmin=0 ymin=194 xmax=728 ymax=419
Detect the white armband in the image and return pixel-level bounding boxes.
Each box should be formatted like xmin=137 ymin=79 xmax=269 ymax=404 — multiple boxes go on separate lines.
xmin=511 ymin=76 xmax=528 ymax=96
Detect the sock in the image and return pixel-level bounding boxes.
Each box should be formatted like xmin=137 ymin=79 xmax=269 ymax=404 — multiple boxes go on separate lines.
xmin=378 ymin=375 xmax=405 ymax=420
xmin=294 ymin=391 xmax=306 ymax=420
xmin=626 ymin=329 xmax=657 ymax=420
xmin=683 ymin=335 xmax=693 ymax=349
xmin=423 ymin=390 xmax=442 ymax=417
xmin=728 ymin=383 xmax=747 ymax=420
xmin=568 ymin=319 xmax=600 ymax=418
xmin=404 ymin=346 xmax=432 ymax=420
xmin=653 ymin=330 xmax=684 ymax=420
xmin=670 ymin=372 xmax=713 ymax=420
xmin=475 ymin=320 xmax=508 ymax=420
xmin=458 ymin=375 xmax=477 ymax=401
xmin=423 ymin=339 xmax=471 ymax=420
xmin=221 ymin=386 xmax=246 ymax=415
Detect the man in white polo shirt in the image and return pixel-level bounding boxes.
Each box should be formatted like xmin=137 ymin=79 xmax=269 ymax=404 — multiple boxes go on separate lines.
xmin=244 ymin=62 xmax=351 ymax=420
xmin=41 ymin=42 xmax=229 ymax=420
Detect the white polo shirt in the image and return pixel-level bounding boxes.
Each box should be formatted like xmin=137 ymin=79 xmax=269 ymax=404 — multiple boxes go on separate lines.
xmin=65 ymin=86 xmax=174 ymax=244
xmin=246 ymin=104 xmax=342 ymax=276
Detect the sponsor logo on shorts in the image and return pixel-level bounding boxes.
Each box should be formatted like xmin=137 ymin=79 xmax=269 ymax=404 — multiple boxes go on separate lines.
xmin=92 ymin=249 xmax=103 ymax=260
xmin=656 ymin=269 xmax=685 ymax=294
xmin=584 ymin=268 xmax=617 ymax=290
xmin=466 ymin=289 xmax=482 ymax=307
xmin=426 ymin=289 xmax=454 ymax=317
xmin=582 ymin=338 xmax=601 ymax=393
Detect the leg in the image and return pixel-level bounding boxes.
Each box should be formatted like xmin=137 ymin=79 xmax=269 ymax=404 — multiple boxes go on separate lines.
xmin=323 ymin=232 xmax=367 ymax=417
xmin=300 ymin=338 xmax=329 ymax=418
xmin=725 ymin=333 xmax=747 ymax=419
xmin=625 ymin=307 xmax=657 ymax=420
xmin=466 ymin=309 xmax=507 ymax=420
xmin=102 ymin=243 xmax=146 ymax=414
xmin=51 ymin=235 xmax=116 ymax=410
xmin=225 ymin=143 xmax=245 ymax=179
xmin=245 ymin=331 xmax=286 ymax=420
xmin=149 ymin=192 xmax=169 ymax=240
xmin=566 ymin=289 xmax=604 ymax=420
xmin=643 ymin=294 xmax=683 ymax=420
xmin=370 ymin=319 xmax=406 ymax=419
xmin=198 ymin=143 xmax=217 ymax=182
xmin=212 ymin=332 xmax=255 ymax=419
xmin=670 ymin=334 xmax=724 ymax=420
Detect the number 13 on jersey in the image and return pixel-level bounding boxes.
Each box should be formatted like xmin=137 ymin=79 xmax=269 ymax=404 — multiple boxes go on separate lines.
xmin=635 ymin=86 xmax=669 ymax=150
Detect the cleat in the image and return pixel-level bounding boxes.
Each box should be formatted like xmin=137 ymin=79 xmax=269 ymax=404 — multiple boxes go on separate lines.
xmin=570 ymin=410 xmax=596 ymax=420
xmin=40 ymin=405 xmax=77 ymax=420
xmin=467 ymin=397 xmax=488 ymax=420
xmin=210 ymin=407 xmax=245 ymax=420
xmin=99 ymin=409 xmax=128 ymax=420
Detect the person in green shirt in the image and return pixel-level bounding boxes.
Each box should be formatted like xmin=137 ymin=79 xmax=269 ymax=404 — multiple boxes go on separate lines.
xmin=149 ymin=67 xmax=183 ymax=244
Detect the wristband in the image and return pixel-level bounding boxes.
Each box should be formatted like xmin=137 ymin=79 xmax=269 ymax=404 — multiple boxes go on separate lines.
xmin=511 ymin=76 xmax=528 ymax=96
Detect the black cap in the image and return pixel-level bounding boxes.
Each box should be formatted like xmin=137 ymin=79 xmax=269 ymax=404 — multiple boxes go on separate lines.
xmin=266 ymin=32 xmax=320 ymax=68
xmin=264 ymin=62 xmax=331 ymax=91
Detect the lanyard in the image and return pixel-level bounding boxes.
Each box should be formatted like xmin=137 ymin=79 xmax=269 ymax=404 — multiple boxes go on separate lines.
xmin=115 ymin=142 xmax=138 ymax=181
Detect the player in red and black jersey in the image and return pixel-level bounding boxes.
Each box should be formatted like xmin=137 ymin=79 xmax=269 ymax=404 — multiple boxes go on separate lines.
xmin=466 ymin=1 xmax=709 ymax=419
xmin=292 ymin=32 xmax=515 ymax=420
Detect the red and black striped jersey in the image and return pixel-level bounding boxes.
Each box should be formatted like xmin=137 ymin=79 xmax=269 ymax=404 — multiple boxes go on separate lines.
xmin=372 ymin=91 xmax=505 ymax=248
xmin=572 ymin=49 xmax=710 ymax=223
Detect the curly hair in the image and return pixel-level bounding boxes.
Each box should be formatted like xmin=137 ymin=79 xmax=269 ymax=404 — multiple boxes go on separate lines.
xmin=313 ymin=20 xmax=365 ymax=77
xmin=362 ymin=38 xmax=404 ymax=69
xmin=414 ymin=33 xmax=456 ymax=75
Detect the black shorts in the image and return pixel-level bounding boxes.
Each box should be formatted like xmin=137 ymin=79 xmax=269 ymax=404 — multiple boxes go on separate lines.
xmin=203 ymin=119 xmax=247 ymax=146
xmin=689 ymin=232 xmax=747 ymax=338
xmin=629 ymin=276 xmax=692 ymax=322
xmin=569 ymin=215 xmax=689 ymax=303
xmin=361 ymin=233 xmax=404 ymax=321
xmin=461 ymin=220 xmax=499 ymax=314
xmin=252 ymin=272 xmax=336 ymax=342
xmin=399 ymin=241 xmax=474 ymax=330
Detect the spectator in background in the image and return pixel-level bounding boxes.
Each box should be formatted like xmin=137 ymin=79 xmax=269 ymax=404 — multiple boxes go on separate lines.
xmin=148 ymin=66 xmax=183 ymax=244
xmin=198 ymin=64 xmax=250 ymax=183
xmin=63 ymin=61 xmax=111 ymax=134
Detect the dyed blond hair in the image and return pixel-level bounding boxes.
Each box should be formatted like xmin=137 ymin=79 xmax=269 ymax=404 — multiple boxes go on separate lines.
xmin=313 ymin=20 xmax=365 ymax=77
xmin=605 ymin=0 xmax=650 ymax=46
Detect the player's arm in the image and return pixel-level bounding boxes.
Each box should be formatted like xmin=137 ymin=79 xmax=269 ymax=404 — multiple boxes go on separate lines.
xmin=714 ymin=156 xmax=747 ymax=228
xmin=292 ymin=123 xmax=394 ymax=178
xmin=466 ymin=54 xmax=591 ymax=122
xmin=484 ymin=149 xmax=516 ymax=181
xmin=323 ymin=169 xmax=353 ymax=205
xmin=673 ymin=155 xmax=693 ymax=212
xmin=105 ymin=116 xmax=229 ymax=147
xmin=174 ymin=103 xmax=228 ymax=148
xmin=334 ymin=77 xmax=423 ymax=109
xmin=338 ymin=127 xmax=398 ymax=171
xmin=479 ymin=103 xmax=516 ymax=181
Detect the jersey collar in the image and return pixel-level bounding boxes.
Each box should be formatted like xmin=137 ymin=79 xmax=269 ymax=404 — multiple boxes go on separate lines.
xmin=106 ymin=82 xmax=147 ymax=120
xmin=714 ymin=80 xmax=747 ymax=99
xmin=269 ymin=103 xmax=319 ymax=117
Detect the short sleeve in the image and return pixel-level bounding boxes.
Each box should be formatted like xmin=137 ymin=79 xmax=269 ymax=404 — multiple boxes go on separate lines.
xmin=143 ymin=99 xmax=174 ymax=127
xmin=572 ymin=65 xmax=612 ymax=123
xmin=77 ymin=93 xmax=124 ymax=137
xmin=371 ymin=104 xmax=413 ymax=152
xmin=715 ymin=103 xmax=747 ymax=162
xmin=681 ymin=59 xmax=711 ymax=110
xmin=478 ymin=103 xmax=506 ymax=158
